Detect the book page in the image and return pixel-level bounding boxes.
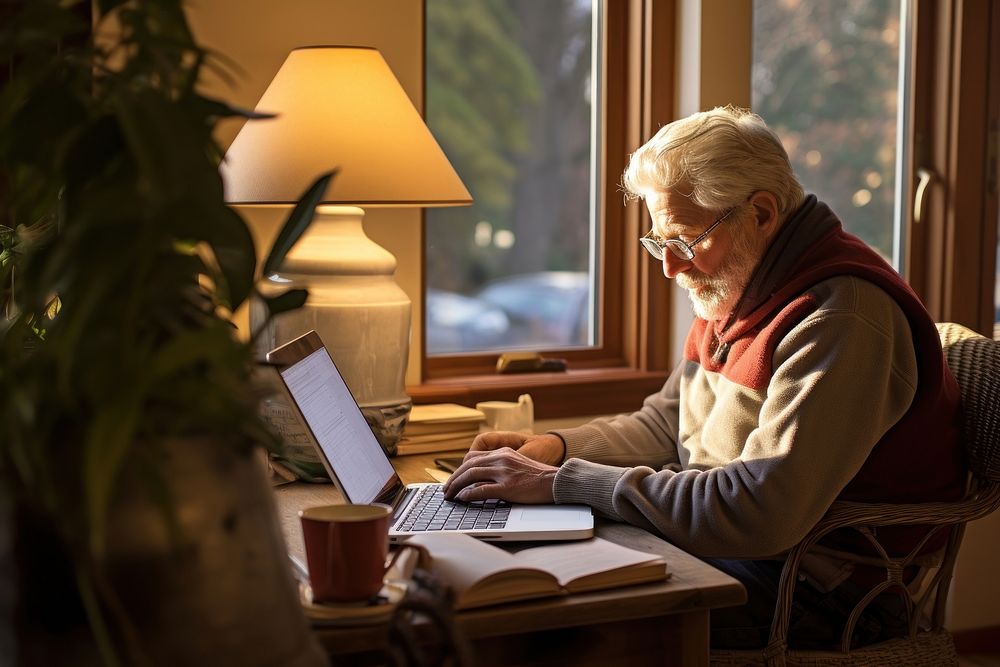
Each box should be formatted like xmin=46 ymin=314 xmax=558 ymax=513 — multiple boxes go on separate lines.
xmin=406 ymin=533 xmax=558 ymax=608
xmin=510 ymin=537 xmax=667 ymax=588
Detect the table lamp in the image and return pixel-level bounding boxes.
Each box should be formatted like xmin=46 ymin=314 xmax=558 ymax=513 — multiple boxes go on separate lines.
xmin=221 ymin=46 xmax=471 ymax=454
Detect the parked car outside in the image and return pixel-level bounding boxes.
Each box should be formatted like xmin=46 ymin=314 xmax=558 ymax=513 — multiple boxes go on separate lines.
xmin=426 ymin=271 xmax=592 ymax=354
xmin=476 ymin=271 xmax=591 ymax=349
xmin=425 ymin=288 xmax=510 ymax=354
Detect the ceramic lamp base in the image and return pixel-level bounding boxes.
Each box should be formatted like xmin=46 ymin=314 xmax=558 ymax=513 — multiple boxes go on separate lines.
xmin=251 ymin=205 xmax=412 ymax=458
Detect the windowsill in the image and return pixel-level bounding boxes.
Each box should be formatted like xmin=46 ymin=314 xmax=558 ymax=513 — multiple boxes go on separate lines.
xmin=408 ymin=367 xmax=669 ymax=419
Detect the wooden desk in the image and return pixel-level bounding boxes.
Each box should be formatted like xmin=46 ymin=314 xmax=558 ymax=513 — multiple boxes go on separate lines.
xmin=274 ymin=454 xmax=746 ymax=666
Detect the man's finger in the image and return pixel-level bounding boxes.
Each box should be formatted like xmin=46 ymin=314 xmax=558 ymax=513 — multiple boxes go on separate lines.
xmin=469 ymin=433 xmax=492 ymax=451
xmin=471 ymin=431 xmax=528 ymax=452
xmin=442 ymin=457 xmax=478 ymax=494
xmin=445 ymin=450 xmax=501 ymax=493
xmin=461 ymin=448 xmax=491 ymax=463
xmin=457 ymin=446 xmax=514 ymax=471
xmin=470 ymin=432 xmax=512 ymax=451
xmin=442 ymin=461 xmax=499 ymax=498
xmin=456 ymin=482 xmax=504 ymax=503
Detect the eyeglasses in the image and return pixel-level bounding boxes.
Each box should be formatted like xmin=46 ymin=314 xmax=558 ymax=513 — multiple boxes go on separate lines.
xmin=640 ymin=206 xmax=737 ymax=261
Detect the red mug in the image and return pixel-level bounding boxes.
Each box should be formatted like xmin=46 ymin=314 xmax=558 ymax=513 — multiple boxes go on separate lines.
xmin=299 ymin=503 xmax=396 ymax=603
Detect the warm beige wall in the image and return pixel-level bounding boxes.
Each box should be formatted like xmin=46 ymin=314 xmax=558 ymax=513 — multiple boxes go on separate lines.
xmin=676 ymin=0 xmax=751 ymax=115
xmin=184 ymin=0 xmax=424 ymax=386
xmin=671 ymin=0 xmax=751 ymax=366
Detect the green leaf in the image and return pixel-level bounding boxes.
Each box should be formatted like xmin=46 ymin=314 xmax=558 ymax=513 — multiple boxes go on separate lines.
xmin=209 ymin=207 xmax=257 ymax=311
xmin=0 ymin=3 xmax=88 ymax=59
xmin=193 ymin=95 xmax=276 ymax=121
xmin=72 ymin=563 xmax=120 ymax=667
xmin=201 ymin=206 xmax=257 ymax=311
xmin=6 ymin=74 xmax=87 ymax=168
xmin=148 ymin=326 xmax=231 ymax=381
xmin=97 ymin=0 xmax=130 ymax=16
xmin=262 ymin=288 xmax=308 ymax=317
xmin=52 ymin=265 xmax=118 ymax=394
xmin=84 ymin=393 xmax=142 ymax=556
xmin=114 ymin=90 xmax=214 ymax=204
xmin=62 ymin=114 xmax=125 ymax=190
xmin=261 ymin=170 xmax=336 ymax=276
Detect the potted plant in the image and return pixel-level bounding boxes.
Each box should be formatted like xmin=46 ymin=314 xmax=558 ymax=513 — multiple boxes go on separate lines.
xmin=0 ymin=1 xmax=329 ymax=663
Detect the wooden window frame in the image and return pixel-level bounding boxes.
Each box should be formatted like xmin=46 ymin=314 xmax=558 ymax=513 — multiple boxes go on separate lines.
xmin=907 ymin=0 xmax=999 ymax=336
xmin=412 ymin=0 xmax=677 ymax=418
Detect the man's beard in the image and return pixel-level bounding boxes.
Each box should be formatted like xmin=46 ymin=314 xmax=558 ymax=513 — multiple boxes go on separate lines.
xmin=677 ymin=219 xmax=764 ymax=321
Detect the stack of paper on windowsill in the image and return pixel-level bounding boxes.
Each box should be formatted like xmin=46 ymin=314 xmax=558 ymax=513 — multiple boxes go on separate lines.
xmin=396 ymin=403 xmax=485 ymax=456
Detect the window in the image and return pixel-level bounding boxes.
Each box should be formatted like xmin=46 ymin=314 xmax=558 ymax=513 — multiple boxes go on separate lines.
xmin=753 ymin=0 xmax=999 ymax=336
xmin=414 ymin=0 xmax=997 ymax=417
xmin=415 ymin=0 xmax=675 ymax=417
xmin=752 ymin=0 xmax=908 ymax=268
xmin=424 ymin=0 xmax=601 ymax=356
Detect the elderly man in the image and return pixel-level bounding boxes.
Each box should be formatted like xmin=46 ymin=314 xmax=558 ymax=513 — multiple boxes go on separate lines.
xmin=443 ymin=106 xmax=965 ymax=648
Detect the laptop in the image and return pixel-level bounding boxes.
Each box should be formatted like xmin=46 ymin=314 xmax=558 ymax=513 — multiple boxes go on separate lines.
xmin=265 ymin=330 xmax=594 ymax=543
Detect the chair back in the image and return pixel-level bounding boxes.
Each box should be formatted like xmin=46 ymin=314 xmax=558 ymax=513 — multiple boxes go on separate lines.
xmin=936 ymin=322 xmax=1000 ymax=482
xmin=710 ymin=324 xmax=999 ymax=666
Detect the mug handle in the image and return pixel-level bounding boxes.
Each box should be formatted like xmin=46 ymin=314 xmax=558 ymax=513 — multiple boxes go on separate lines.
xmin=383 ymin=544 xmax=427 ymax=582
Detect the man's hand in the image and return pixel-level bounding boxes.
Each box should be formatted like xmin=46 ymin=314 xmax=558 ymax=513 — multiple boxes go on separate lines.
xmin=469 ymin=431 xmax=566 ymax=466
xmin=442 ymin=447 xmax=558 ymax=504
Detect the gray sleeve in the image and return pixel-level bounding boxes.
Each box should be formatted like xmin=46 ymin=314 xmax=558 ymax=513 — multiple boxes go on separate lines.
xmin=555 ymin=284 xmax=918 ymax=558
xmin=548 ymin=361 xmax=683 ymax=470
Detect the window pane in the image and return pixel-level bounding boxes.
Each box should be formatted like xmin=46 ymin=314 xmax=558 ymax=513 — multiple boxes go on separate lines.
xmin=752 ymin=0 xmax=907 ymax=267
xmin=424 ymin=0 xmax=600 ymax=355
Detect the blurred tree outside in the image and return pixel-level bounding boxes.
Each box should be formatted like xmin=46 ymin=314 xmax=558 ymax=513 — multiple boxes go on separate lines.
xmin=753 ymin=0 xmax=902 ymax=261
xmin=425 ymin=1 xmax=1000 ymax=347
xmin=425 ymin=0 xmax=596 ymax=329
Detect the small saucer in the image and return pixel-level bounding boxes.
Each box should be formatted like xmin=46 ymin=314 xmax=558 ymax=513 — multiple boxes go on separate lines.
xmin=297 ymin=546 xmax=422 ymax=627
xmin=299 ymin=579 xmax=407 ymax=626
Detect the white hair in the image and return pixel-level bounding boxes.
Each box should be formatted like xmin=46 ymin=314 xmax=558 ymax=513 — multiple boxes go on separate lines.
xmin=623 ymin=106 xmax=805 ymax=217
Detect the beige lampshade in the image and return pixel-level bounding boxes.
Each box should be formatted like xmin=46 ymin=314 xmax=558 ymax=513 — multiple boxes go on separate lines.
xmin=221 ymin=46 xmax=471 ymax=207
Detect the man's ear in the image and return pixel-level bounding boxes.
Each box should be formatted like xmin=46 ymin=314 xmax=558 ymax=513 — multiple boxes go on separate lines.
xmin=750 ymin=191 xmax=781 ymax=239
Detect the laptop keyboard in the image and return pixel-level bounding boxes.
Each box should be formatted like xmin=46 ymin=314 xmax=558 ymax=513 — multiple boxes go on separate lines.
xmin=397 ymin=486 xmax=511 ymax=532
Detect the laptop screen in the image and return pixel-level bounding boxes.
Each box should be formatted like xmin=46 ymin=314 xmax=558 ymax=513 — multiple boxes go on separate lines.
xmin=278 ymin=345 xmax=397 ymax=504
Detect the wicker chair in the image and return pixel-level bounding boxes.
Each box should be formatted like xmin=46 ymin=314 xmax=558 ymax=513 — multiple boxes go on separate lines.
xmin=711 ymin=322 xmax=1000 ymax=667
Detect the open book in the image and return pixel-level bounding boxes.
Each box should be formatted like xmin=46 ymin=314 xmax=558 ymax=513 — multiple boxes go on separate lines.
xmin=406 ymin=533 xmax=669 ymax=610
